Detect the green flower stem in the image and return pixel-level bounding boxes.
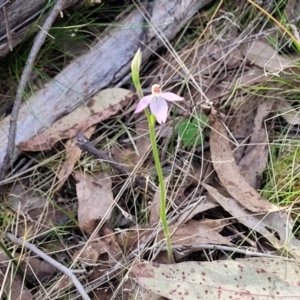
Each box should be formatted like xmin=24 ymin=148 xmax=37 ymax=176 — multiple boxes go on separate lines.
xmin=144 ymin=108 xmax=174 ymax=263
xmin=131 ymin=49 xmax=173 ymax=262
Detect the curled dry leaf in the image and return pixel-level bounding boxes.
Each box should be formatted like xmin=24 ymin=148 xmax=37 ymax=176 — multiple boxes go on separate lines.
xmin=74 ymin=231 xmax=121 ymax=266
xmin=54 ymin=125 xmax=96 ymax=192
xmin=131 ymin=260 xmax=300 ymax=300
xmin=75 ymin=171 xmax=114 ymax=235
xmin=17 ymin=88 xmax=134 ymax=151
xmin=209 ymin=108 xmax=278 ymax=213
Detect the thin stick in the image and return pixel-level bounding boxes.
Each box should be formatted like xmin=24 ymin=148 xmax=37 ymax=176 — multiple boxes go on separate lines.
xmin=0 ymin=0 xmax=67 ymax=184
xmin=76 ymin=131 xmax=157 ymax=193
xmin=5 ymin=232 xmax=91 ymax=300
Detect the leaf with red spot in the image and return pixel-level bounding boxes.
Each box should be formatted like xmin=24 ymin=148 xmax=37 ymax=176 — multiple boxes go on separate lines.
xmin=17 ymin=88 xmax=134 ymax=151
xmin=131 ymin=260 xmax=300 ymax=300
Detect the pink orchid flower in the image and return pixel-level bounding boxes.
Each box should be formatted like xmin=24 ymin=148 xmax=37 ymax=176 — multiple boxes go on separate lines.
xmin=134 ymin=84 xmax=184 ymax=124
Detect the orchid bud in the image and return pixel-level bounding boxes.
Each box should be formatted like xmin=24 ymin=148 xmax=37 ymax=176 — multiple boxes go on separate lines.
xmin=131 ymin=48 xmax=142 ymax=98
xmin=131 ymin=48 xmax=142 ymax=75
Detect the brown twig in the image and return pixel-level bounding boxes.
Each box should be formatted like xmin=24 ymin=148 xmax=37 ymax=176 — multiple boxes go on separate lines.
xmin=5 ymin=232 xmax=91 ymax=300
xmin=76 ymin=132 xmax=157 ymax=193
xmin=0 ymin=0 xmax=67 ymax=185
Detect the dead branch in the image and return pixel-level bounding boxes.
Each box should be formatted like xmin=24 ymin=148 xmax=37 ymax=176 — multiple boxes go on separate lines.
xmin=76 ymin=131 xmax=157 ymax=193
xmin=0 ymin=0 xmax=212 ymax=174
xmin=0 ymin=0 xmax=68 ymax=183
xmin=0 ymin=0 xmax=81 ymax=56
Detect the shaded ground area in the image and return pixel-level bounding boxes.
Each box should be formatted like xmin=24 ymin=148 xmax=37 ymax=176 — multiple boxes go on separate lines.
xmin=1 ymin=1 xmax=300 ymax=299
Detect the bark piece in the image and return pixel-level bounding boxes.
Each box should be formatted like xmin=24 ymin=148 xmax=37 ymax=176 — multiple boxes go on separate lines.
xmin=0 ymin=0 xmax=212 ymax=169
xmin=0 ymin=0 xmax=80 ymax=56
xmin=17 ymin=88 xmax=133 ymax=151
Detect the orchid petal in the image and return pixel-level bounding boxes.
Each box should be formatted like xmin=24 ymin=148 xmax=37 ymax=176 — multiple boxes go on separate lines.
xmin=134 ymin=95 xmax=153 ymax=113
xmin=160 ymin=92 xmax=184 ymax=102
xmin=150 ymin=97 xmax=168 ymax=124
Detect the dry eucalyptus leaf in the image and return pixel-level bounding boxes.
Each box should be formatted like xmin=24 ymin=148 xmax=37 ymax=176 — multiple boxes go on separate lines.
xmin=228 ymin=94 xmax=257 ymax=162
xmin=202 ymin=183 xmax=300 ymax=257
xmin=54 ymin=125 xmax=96 ymax=192
xmin=237 ymin=257 xmax=300 ymax=286
xmin=75 ymin=171 xmax=114 ymax=235
xmin=8 ymin=183 xmax=47 ymax=213
xmin=276 ymin=100 xmax=300 ymax=125
xmin=17 ymin=88 xmax=134 ymax=151
xmin=242 ymin=39 xmax=296 ymax=75
xmin=209 ymin=108 xmax=278 ymax=213
xmin=20 ymin=257 xmax=56 ymax=284
xmin=202 ymin=183 xmax=279 ymax=246
xmin=117 ymin=227 xmax=155 ymax=252
xmin=74 ymin=234 xmax=121 ymax=266
xmin=2 ymin=273 xmax=33 ymax=300
xmin=177 ymin=197 xmax=218 ymax=224
xmin=158 ymin=219 xmax=233 ymax=246
xmin=131 ymin=260 xmax=300 ymax=300
xmin=238 ymin=100 xmax=273 ymax=188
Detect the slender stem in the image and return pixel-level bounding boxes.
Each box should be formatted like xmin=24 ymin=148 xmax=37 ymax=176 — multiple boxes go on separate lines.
xmin=131 ymin=49 xmax=173 ymax=262
xmin=145 ymin=108 xmax=174 ymax=263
